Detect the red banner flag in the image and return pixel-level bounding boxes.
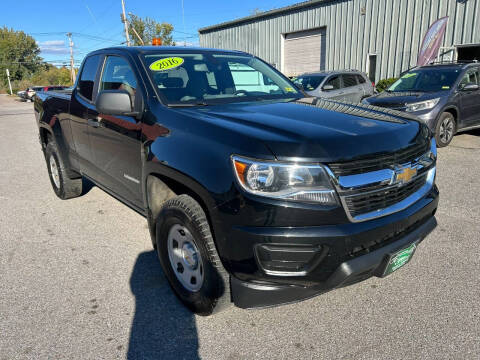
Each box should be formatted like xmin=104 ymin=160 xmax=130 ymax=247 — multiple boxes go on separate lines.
xmin=417 ymin=17 xmax=449 ymax=66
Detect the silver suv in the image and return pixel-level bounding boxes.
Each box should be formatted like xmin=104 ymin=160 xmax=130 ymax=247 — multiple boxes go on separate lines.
xmin=293 ymin=70 xmax=375 ymax=103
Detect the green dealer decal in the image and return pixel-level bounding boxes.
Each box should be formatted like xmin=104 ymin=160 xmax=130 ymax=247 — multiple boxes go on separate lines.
xmin=150 ymin=57 xmax=184 ymax=71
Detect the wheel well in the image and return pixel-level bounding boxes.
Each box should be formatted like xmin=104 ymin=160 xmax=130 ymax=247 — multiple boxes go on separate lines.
xmin=146 ymin=174 xmax=214 ymax=241
xmin=443 ymin=108 xmax=458 ymax=122
xmin=39 ymin=128 xmax=52 ymax=149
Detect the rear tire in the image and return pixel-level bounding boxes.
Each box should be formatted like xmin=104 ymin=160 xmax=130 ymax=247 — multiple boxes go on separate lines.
xmin=155 ymin=195 xmax=231 ymax=315
xmin=435 ymin=112 xmax=456 ymax=147
xmin=45 ymin=141 xmax=82 ymax=199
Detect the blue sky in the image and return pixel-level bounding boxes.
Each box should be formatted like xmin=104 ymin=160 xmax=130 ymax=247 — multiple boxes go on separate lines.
xmin=1 ymin=0 xmax=299 ymax=66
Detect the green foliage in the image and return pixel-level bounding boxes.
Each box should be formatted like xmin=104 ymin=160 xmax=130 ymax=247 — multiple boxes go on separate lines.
xmin=0 ymin=27 xmax=43 ymax=87
xmin=8 ymin=65 xmax=73 ymax=94
xmin=30 ymin=65 xmax=72 ymax=86
xmin=376 ymin=78 xmax=398 ymax=93
xmin=128 ymin=14 xmax=175 ymax=46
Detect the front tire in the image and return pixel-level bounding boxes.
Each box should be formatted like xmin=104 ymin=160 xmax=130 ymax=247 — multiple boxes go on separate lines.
xmin=45 ymin=141 xmax=82 ymax=199
xmin=155 ymin=195 xmax=231 ymax=315
xmin=435 ymin=112 xmax=456 ymax=147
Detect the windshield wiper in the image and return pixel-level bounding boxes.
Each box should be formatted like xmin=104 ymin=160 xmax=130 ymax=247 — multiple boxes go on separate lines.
xmin=168 ymin=102 xmax=209 ymax=107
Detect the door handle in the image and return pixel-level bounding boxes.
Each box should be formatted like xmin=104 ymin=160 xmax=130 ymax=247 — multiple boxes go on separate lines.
xmin=87 ymin=118 xmax=101 ymax=128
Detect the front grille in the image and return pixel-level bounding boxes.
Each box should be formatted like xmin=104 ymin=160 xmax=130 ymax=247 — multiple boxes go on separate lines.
xmin=372 ymin=102 xmax=405 ymax=110
xmin=328 ymin=141 xmax=429 ymax=176
xmin=344 ymin=174 xmax=427 ymax=217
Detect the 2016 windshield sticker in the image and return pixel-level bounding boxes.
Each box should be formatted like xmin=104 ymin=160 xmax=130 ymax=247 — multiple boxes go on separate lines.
xmin=402 ymin=73 xmax=417 ymax=79
xmin=442 ymin=86 xmax=450 ymax=89
xmin=285 ymin=87 xmax=295 ymax=92
xmin=150 ymin=57 xmax=184 ymax=71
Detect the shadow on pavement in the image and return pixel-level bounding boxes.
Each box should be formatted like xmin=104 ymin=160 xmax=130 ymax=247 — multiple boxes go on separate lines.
xmin=81 ymin=177 xmax=95 ymax=196
xmin=128 ymin=251 xmax=200 ymax=360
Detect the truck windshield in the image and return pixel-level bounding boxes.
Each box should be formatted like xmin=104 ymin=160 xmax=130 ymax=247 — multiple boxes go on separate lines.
xmin=142 ymin=52 xmax=301 ymax=105
xmin=388 ymin=68 xmax=461 ymax=92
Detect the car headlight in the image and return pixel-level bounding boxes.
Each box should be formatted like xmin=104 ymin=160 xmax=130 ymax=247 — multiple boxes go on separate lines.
xmin=232 ymin=156 xmax=338 ymax=205
xmin=405 ymin=98 xmax=440 ymax=112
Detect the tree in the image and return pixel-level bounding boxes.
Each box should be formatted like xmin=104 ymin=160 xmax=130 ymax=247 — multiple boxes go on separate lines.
xmin=30 ymin=65 xmax=72 ymax=86
xmin=127 ymin=14 xmax=175 ymax=46
xmin=0 ymin=27 xmax=43 ymax=87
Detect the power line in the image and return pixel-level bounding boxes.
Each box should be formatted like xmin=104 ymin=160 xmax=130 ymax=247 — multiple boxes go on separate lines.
xmin=31 ymin=31 xmax=122 ymax=44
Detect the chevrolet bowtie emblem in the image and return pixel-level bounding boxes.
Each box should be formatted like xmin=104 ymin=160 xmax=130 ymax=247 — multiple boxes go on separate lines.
xmin=393 ymin=166 xmax=417 ymax=185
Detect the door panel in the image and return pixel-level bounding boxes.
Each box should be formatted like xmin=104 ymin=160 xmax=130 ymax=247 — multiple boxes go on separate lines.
xmin=69 ymin=54 xmax=102 ymax=174
xmin=88 ymin=55 xmax=143 ymax=207
xmin=458 ymin=68 xmax=480 ymax=127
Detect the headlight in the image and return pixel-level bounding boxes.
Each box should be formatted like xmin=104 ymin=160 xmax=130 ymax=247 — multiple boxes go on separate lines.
xmin=232 ymin=156 xmax=338 ymax=205
xmin=405 ymin=98 xmax=440 ymax=112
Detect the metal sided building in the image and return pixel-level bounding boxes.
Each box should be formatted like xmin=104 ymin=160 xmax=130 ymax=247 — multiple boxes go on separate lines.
xmin=198 ymin=0 xmax=480 ymax=82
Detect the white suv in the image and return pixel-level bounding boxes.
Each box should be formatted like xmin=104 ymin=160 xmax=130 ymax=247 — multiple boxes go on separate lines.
xmin=293 ymin=70 xmax=375 ymax=103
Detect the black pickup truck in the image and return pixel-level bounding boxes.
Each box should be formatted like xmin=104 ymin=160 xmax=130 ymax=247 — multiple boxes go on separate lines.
xmin=35 ymin=47 xmax=439 ymax=315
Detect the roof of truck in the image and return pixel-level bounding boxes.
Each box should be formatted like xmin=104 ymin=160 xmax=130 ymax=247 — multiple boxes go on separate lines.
xmin=95 ymin=46 xmax=249 ymax=55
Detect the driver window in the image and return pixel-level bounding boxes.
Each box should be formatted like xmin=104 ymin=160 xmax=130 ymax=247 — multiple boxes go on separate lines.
xmin=459 ymin=70 xmax=479 ymax=88
xmin=325 ymin=75 xmax=341 ymax=90
xmin=100 ymin=56 xmax=137 ymax=105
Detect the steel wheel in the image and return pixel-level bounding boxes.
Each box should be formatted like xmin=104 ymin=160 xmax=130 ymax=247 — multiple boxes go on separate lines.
xmin=167 ymin=224 xmax=204 ymax=292
xmin=439 ymin=116 xmax=454 ymax=144
xmin=49 ymin=155 xmax=60 ymax=189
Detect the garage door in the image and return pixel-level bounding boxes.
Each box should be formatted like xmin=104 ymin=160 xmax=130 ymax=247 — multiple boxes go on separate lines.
xmin=283 ymin=28 xmax=326 ymax=77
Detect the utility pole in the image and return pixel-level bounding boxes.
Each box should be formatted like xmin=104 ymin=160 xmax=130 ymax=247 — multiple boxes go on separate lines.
xmin=126 ymin=13 xmax=144 ymax=45
xmin=66 ymin=33 xmax=75 ymax=83
xmin=5 ymin=69 xmax=12 ymax=95
xmin=130 ymin=24 xmax=144 ymax=45
xmin=121 ymin=0 xmax=131 ymax=46
xmin=181 ymin=0 xmax=186 ymax=46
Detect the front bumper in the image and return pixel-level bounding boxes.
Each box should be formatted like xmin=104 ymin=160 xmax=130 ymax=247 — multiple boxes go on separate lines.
xmin=212 ymin=185 xmax=439 ymax=309
xmin=231 ymin=215 xmax=436 ymax=309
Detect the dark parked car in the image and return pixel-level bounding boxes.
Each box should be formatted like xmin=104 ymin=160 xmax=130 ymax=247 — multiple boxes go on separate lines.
xmin=363 ymin=62 xmax=480 ymax=147
xmin=292 ymin=70 xmax=375 ymax=103
xmin=35 ymin=47 xmax=438 ymax=315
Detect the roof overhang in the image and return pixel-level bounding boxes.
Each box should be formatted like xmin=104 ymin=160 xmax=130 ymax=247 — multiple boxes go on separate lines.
xmin=198 ymin=0 xmax=337 ymax=34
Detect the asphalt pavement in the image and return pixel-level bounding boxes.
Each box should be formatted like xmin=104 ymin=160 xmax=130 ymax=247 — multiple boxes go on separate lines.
xmin=0 ymin=94 xmax=479 ymax=359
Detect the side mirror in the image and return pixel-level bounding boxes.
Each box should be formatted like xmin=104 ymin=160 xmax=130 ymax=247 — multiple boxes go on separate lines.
xmin=322 ymin=84 xmax=334 ymax=91
xmin=460 ymin=83 xmax=479 ymax=91
xmin=96 ymin=90 xmax=134 ymax=115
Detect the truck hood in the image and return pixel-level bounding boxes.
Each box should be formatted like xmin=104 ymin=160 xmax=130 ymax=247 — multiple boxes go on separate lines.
xmin=176 ymin=97 xmax=426 ymax=162
xmin=364 ymin=91 xmax=446 ymax=110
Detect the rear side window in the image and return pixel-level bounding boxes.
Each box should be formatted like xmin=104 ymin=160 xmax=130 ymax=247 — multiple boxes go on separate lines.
xmin=356 ymin=75 xmax=366 ymax=84
xmin=78 ymin=55 xmax=101 ymax=101
xmin=342 ymin=74 xmax=358 ymax=88
xmin=325 ymin=75 xmax=341 ymax=90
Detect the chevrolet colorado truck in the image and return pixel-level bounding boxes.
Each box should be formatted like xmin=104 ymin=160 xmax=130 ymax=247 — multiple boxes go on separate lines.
xmin=34 ymin=47 xmax=439 ymax=315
